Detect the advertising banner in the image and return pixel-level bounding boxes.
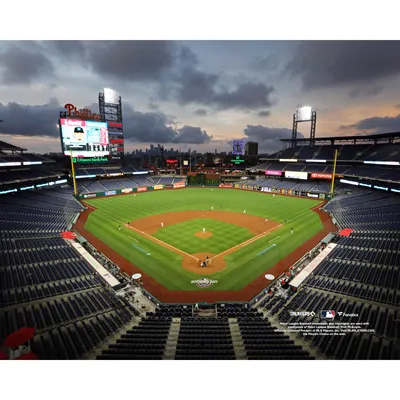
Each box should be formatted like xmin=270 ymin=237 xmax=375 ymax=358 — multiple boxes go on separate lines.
xmin=265 ymin=170 xmax=283 ymax=176
xmin=105 ymin=190 xmax=116 ymax=196
xmin=307 ymin=193 xmax=319 ymax=198
xmin=173 ymin=183 xmax=186 ymax=189
xmin=137 ymin=187 xmax=147 ymax=192
xmin=154 ymin=185 xmax=164 ymax=190
xmin=219 ymin=183 xmax=233 ymax=188
xmin=311 ymin=173 xmax=332 ymax=180
xmin=82 ymin=193 xmax=97 ymax=199
xmin=285 ymin=171 xmax=308 ymax=180
xmin=121 ymin=188 xmax=133 ymax=194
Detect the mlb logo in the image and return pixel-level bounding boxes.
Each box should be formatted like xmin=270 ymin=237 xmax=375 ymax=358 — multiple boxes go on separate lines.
xmin=321 ymin=310 xmax=335 ymax=319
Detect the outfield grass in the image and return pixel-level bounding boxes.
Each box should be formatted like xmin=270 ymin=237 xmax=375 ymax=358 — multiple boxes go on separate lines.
xmin=84 ymin=188 xmax=324 ymax=290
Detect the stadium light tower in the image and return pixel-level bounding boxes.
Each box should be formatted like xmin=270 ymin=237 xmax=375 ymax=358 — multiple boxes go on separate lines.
xmin=291 ymin=106 xmax=317 ymax=147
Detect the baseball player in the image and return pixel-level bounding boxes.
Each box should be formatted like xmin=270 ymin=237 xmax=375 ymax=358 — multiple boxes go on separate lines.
xmin=161 ymin=222 xmax=164 ymax=228
xmin=118 ymin=225 xmax=121 ymax=231
xmin=243 ymin=210 xmax=246 ymax=214
xmin=291 ymin=228 xmax=294 ymax=235
xmin=211 ymin=206 xmax=214 ymax=210
xmin=203 ymin=227 xmax=206 ymax=233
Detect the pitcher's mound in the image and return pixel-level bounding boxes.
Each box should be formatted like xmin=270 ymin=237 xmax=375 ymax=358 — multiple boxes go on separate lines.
xmin=195 ymin=231 xmax=213 ymax=238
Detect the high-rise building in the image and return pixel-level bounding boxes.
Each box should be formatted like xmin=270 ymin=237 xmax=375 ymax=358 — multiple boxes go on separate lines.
xmin=245 ymin=141 xmax=258 ymax=156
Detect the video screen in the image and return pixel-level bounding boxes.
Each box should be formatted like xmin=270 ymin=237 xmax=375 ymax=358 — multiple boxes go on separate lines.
xmin=60 ymin=119 xmax=109 ymax=157
xmin=232 ymin=139 xmax=245 ymax=155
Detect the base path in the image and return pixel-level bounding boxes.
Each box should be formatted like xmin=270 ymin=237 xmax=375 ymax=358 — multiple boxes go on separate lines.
xmin=75 ymin=200 xmax=336 ymax=303
xmin=131 ymin=210 xmax=278 ymax=235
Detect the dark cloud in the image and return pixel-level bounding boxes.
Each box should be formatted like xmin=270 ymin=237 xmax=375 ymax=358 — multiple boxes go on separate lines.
xmin=285 ymin=41 xmax=400 ymax=90
xmin=257 ymin=110 xmax=271 ymax=117
xmin=243 ymin=125 xmax=304 ymax=153
xmin=175 ymin=126 xmax=212 ymax=144
xmin=175 ymin=67 xmax=219 ymax=104
xmin=340 ymin=114 xmax=400 ymax=134
xmin=194 ymin=109 xmax=207 ymax=116
xmin=0 ymin=43 xmax=54 ymax=85
xmin=0 ymin=99 xmax=61 ymax=137
xmin=349 ymin=85 xmax=383 ymax=98
xmin=175 ymin=66 xmax=274 ymax=110
xmin=1 ymin=41 xmax=275 ymax=112
xmin=0 ymin=100 xmax=211 ymax=145
xmin=86 ymin=41 xmax=175 ymax=82
xmin=148 ymin=100 xmax=159 ymax=110
xmin=122 ymin=104 xmax=210 ymax=144
xmin=251 ymin=55 xmax=279 ymax=71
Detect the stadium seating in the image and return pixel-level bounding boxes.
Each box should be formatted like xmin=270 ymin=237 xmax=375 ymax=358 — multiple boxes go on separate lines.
xmin=98 ymin=304 xmax=312 ymax=360
xmin=0 ymin=186 xmax=138 ymax=359
xmin=261 ymin=188 xmax=400 ymax=360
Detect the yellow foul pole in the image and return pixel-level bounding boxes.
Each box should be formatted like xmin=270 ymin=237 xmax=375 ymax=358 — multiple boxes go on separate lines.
xmin=69 ymin=150 xmax=78 ymax=196
xmin=330 ymin=149 xmax=338 ymax=198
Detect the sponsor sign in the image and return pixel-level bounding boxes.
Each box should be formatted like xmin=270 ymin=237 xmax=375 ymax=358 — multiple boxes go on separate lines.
xmin=83 ymin=193 xmax=96 ymax=199
xmin=321 ymin=310 xmax=335 ymax=319
xmin=105 ymin=190 xmax=116 ymax=196
xmin=173 ymin=183 xmax=186 ymax=189
xmin=307 ymin=193 xmax=319 ymax=198
xmin=191 ymin=277 xmax=218 ymax=288
xmin=122 ymin=188 xmax=133 ymax=194
xmin=311 ymin=172 xmax=332 ymax=179
xmin=219 ymin=183 xmax=233 ymax=188
xmin=137 ymin=187 xmax=147 ymax=193
xmin=289 ymin=311 xmax=315 ymax=317
xmin=265 ymin=170 xmax=282 ymax=176
xmin=285 ymin=171 xmax=308 ymax=180
xmin=64 ymin=104 xmax=102 ymax=121
xmin=154 ymin=185 xmax=164 ymax=190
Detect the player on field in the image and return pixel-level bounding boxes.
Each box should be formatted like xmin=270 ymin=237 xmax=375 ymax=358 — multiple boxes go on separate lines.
xmin=203 ymin=227 xmax=206 ymax=233
xmin=118 ymin=225 xmax=121 ymax=231
xmin=243 ymin=209 xmax=246 ymax=214
xmin=291 ymin=228 xmax=294 ymax=234
xmin=211 ymin=206 xmax=214 ymax=210
xmin=161 ymin=222 xmax=164 ymax=228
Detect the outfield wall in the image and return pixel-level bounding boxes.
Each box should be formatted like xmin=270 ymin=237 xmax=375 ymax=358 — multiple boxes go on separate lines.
xmin=218 ymin=182 xmax=331 ymax=200
xmin=76 ymin=181 xmax=330 ymax=201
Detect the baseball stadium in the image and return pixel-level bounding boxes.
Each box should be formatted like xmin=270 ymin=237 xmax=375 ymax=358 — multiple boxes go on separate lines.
xmin=1 ymin=95 xmax=400 ymax=361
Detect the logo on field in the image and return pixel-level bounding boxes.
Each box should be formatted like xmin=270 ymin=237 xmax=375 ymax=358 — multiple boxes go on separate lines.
xmin=321 ymin=310 xmax=336 ymax=319
xmin=191 ymin=278 xmax=217 ymax=288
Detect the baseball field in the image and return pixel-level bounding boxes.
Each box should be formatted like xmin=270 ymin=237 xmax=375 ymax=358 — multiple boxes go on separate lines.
xmin=77 ymin=188 xmax=329 ymax=296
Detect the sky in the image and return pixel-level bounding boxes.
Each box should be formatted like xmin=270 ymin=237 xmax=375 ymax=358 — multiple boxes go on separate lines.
xmin=2 ymin=40 xmax=400 ymax=154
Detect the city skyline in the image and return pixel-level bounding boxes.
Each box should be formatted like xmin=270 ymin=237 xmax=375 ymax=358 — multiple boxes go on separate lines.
xmin=2 ymin=41 xmax=400 ymax=155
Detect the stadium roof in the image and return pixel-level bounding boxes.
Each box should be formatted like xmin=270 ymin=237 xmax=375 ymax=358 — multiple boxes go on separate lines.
xmin=280 ymin=131 xmax=400 ymax=145
xmin=0 ymin=140 xmax=27 ymax=151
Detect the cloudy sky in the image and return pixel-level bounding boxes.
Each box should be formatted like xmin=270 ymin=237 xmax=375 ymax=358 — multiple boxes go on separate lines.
xmin=1 ymin=40 xmax=400 ymax=154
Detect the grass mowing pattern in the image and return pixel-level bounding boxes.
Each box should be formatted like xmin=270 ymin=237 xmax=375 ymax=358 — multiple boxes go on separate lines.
xmin=84 ymin=188 xmax=324 ymax=290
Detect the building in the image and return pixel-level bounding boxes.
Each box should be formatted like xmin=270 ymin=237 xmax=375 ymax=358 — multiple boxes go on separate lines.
xmin=245 ymin=141 xmax=258 ymax=156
